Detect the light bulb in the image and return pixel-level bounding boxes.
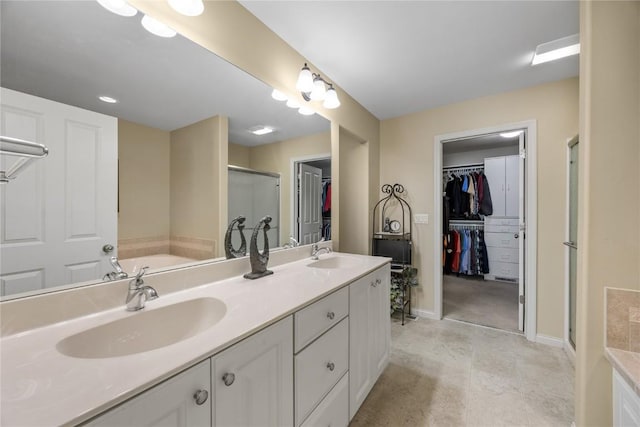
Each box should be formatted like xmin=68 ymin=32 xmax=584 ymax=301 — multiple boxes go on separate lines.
xmin=96 ymin=0 xmax=137 ymax=17
xmin=296 ymin=64 xmax=314 ymax=93
xmin=323 ymin=86 xmax=341 ymax=109
xmin=286 ymin=99 xmax=300 ymax=109
xmin=310 ymin=78 xmax=327 ymax=101
xmin=298 ymin=106 xmax=315 ymax=116
xmin=167 ymin=0 xmax=204 ymax=17
xmin=271 ymin=89 xmax=288 ymax=101
xmin=141 ymin=15 xmax=177 ymax=38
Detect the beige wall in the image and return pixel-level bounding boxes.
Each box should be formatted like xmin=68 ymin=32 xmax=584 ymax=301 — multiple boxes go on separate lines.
xmin=118 ymin=119 xmax=170 ymax=240
xmin=380 ymin=78 xmax=579 ymax=337
xmin=337 ymin=127 xmax=369 ymax=255
xmin=170 ymin=116 xmax=228 ymax=257
xmin=228 ymin=142 xmax=250 ymax=168
xmin=246 ymin=131 xmax=331 ymax=244
xmin=576 ymin=2 xmax=640 ymax=425
xmin=129 ymin=0 xmax=381 ymax=253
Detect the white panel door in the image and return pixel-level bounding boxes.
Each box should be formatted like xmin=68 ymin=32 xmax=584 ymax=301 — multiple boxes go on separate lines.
xmin=371 ymin=265 xmax=391 ymax=377
xmin=505 ymin=155 xmax=520 ymax=217
xmin=213 ymin=316 xmax=293 ymax=427
xmin=0 ymin=88 xmax=117 ymax=296
xmin=483 ymin=157 xmax=506 ymax=217
xmin=87 ymin=360 xmax=211 ymax=426
xmin=297 ymin=163 xmax=322 ymax=245
xmin=516 ymin=138 xmax=525 ymax=332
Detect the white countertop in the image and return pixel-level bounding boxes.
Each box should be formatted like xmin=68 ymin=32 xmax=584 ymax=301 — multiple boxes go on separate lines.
xmin=606 ymin=347 xmax=640 ymax=396
xmin=1 ymin=252 xmax=389 ymax=426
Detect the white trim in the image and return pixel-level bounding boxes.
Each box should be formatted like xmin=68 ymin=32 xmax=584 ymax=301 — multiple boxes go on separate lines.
xmin=535 ymin=334 xmax=564 ymax=348
xmin=410 ymin=308 xmax=439 ymax=320
xmin=564 ymin=339 xmax=576 ymax=367
xmin=289 ymin=153 xmax=331 ymax=240
xmin=433 ymin=120 xmax=538 ymax=341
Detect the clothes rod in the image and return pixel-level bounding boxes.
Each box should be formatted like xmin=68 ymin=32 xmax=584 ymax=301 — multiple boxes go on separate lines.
xmin=0 ymin=136 xmax=49 ymax=183
xmin=449 ymin=219 xmax=484 ymax=224
xmin=442 ymin=162 xmax=484 ymax=170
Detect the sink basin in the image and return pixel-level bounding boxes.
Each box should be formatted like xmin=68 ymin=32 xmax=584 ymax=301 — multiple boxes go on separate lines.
xmin=57 ymin=297 xmax=226 ymax=359
xmin=307 ymin=256 xmax=362 ymax=269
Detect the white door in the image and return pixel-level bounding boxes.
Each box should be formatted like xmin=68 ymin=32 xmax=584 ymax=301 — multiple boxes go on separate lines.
xmin=0 ymin=88 xmax=117 ymax=296
xmin=505 ymin=155 xmax=520 ymax=217
xmin=517 ymin=134 xmax=526 ymax=332
xmin=87 ymin=360 xmax=211 ymax=426
xmin=297 ymin=163 xmax=322 ymax=245
xmin=370 ymin=265 xmax=391 ymax=377
xmin=213 ymin=316 xmax=293 ymax=427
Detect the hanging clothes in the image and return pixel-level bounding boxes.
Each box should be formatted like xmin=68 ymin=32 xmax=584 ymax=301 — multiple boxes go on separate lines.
xmin=443 ymin=227 xmax=489 ymax=276
xmin=479 ymin=173 xmax=493 ymax=216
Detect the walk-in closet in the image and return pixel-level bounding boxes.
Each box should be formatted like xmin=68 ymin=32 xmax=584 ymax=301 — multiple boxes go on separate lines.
xmin=441 ymin=132 xmax=523 ymax=332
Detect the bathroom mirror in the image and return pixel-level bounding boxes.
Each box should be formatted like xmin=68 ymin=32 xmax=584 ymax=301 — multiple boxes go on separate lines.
xmin=0 ymin=1 xmax=330 ymax=300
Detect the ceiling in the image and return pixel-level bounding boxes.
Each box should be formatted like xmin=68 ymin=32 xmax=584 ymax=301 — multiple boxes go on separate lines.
xmin=0 ymin=1 xmax=328 ymax=147
xmin=240 ymin=1 xmax=580 ymax=120
xmin=442 ymin=133 xmax=519 ymax=154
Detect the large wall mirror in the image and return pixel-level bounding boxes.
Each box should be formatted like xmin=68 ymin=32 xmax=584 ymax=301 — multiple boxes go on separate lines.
xmin=0 ymin=1 xmax=330 ymax=300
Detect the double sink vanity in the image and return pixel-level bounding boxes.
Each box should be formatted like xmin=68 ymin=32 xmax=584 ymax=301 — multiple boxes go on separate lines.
xmin=0 ymin=244 xmax=391 ymax=426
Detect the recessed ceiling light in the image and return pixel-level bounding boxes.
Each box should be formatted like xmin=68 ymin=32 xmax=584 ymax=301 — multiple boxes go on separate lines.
xmin=500 ymin=130 xmax=523 ymax=138
xmin=141 ymin=14 xmax=177 ymax=38
xmin=98 ymin=95 xmax=118 ymax=104
xmin=96 ymin=0 xmax=138 ymax=17
xmin=531 ymin=34 xmax=580 ymax=66
xmin=167 ymin=0 xmax=204 ymax=17
xmin=249 ymin=126 xmax=274 ymax=136
xmin=271 ymin=89 xmax=288 ymax=101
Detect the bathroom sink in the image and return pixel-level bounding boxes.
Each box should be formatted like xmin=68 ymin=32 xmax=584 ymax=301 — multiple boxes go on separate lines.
xmin=56 ymin=297 xmax=226 ymax=359
xmin=307 ymin=256 xmax=362 ymax=269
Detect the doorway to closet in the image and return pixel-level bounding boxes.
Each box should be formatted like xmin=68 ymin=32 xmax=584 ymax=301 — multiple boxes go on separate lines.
xmin=440 ymin=130 xmax=525 ymax=333
xmin=292 ymin=157 xmax=331 ymax=245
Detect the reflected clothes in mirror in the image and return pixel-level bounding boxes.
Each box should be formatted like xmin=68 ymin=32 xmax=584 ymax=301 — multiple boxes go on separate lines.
xmin=322 ymin=179 xmax=332 ymax=240
xmin=443 ymin=228 xmax=489 ymax=276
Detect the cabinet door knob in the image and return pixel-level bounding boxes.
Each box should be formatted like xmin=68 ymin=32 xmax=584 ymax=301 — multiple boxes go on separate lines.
xmin=222 ymin=372 xmax=235 ymax=386
xmin=514 ymin=233 xmax=519 ymax=239
xmin=193 ymin=389 xmax=209 ymax=405
xmin=326 ymin=362 xmax=335 ymax=372
xmin=327 ymin=311 xmax=335 ymax=320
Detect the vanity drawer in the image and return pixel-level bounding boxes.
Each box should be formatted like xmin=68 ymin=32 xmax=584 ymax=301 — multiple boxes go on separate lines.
xmin=294 ymin=286 xmax=348 ymax=353
xmin=295 ymin=317 xmax=349 ymax=427
xmin=300 ymin=373 xmax=349 ymax=427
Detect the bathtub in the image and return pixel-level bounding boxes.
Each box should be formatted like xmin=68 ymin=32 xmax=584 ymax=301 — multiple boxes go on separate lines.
xmin=119 ymin=254 xmax=197 ymax=275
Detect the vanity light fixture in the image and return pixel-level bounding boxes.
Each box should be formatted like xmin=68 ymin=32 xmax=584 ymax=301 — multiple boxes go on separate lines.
xmin=531 ymin=34 xmax=580 ymax=66
xmin=141 ymin=14 xmax=177 ymax=38
xmin=98 ymin=95 xmax=118 ymax=104
xmin=167 ymin=0 xmax=204 ymax=17
xmin=96 ymin=0 xmax=137 ymax=17
xmin=298 ymin=106 xmax=315 ymax=116
xmin=250 ymin=126 xmax=275 ymax=136
xmin=500 ymin=130 xmax=523 ymax=138
xmin=295 ymin=63 xmax=340 ymax=109
xmin=286 ymin=98 xmax=301 ymax=109
xmin=271 ymin=89 xmax=288 ymax=101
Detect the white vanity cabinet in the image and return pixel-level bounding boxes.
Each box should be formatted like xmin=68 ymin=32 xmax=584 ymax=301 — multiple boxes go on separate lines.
xmin=349 ymin=264 xmax=391 ymax=420
xmin=86 ymin=359 xmax=211 ymax=427
xmin=613 ymin=369 xmax=640 ymax=427
xmin=212 ymin=316 xmax=293 ymax=427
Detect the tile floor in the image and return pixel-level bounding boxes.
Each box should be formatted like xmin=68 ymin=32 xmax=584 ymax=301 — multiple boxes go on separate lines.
xmin=350 ymin=317 xmax=574 ymax=426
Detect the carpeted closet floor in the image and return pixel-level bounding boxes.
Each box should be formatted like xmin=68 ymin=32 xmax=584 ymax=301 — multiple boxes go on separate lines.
xmin=350 ymin=317 xmax=574 ymax=426
xmin=443 ymin=275 xmax=519 ymax=332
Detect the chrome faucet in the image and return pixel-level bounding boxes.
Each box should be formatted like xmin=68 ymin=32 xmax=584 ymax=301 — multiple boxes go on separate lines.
xmin=282 ymin=235 xmax=300 ymax=249
xmin=103 ymin=256 xmax=128 ymax=281
xmin=311 ymin=239 xmax=331 ymax=260
xmin=125 ymin=266 xmax=158 ymax=311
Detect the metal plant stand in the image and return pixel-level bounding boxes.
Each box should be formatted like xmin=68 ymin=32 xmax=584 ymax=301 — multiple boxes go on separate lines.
xmin=371 ymin=184 xmax=417 ymax=325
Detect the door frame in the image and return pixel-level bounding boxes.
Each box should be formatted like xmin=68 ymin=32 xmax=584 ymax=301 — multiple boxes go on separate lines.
xmin=290 ymin=154 xmax=331 ymax=241
xmin=433 ymin=119 xmax=538 ymax=342
xmin=564 ymin=135 xmax=579 ymax=359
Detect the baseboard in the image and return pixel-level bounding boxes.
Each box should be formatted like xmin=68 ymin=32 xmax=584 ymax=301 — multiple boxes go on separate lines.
xmin=410 ymin=308 xmax=439 ymax=320
xmin=535 ymin=333 xmax=564 ymax=348
xmin=563 ymin=340 xmax=576 ymax=366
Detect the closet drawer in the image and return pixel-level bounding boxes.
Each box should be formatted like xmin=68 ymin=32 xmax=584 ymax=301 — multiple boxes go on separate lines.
xmin=488 ymin=261 xmax=519 ymax=279
xmin=487 ymin=247 xmax=519 ymax=264
xmin=484 ymin=217 xmax=519 ymax=226
xmin=300 ymin=373 xmax=349 ymax=427
xmin=294 ymin=286 xmax=348 ymax=353
xmin=295 ymin=318 xmax=349 ymax=426
xmin=484 ymin=232 xmax=519 ymax=249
